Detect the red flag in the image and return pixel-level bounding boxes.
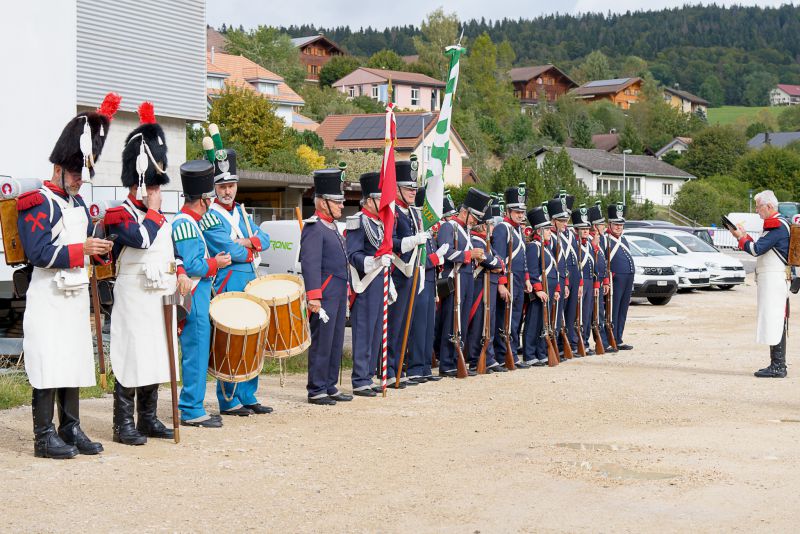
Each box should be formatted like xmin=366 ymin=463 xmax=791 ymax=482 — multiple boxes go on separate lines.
xmin=376 ymin=103 xmax=397 ymax=257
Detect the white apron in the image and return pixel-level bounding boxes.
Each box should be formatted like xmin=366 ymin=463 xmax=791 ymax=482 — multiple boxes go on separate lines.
xmin=110 ymin=208 xmax=179 ymax=387
xmin=23 ymin=191 xmax=95 ymax=389
xmin=755 ymin=248 xmax=789 ymax=345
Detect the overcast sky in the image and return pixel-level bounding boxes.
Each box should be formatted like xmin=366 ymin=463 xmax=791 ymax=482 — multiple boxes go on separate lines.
xmin=207 ymin=0 xmax=792 ymax=30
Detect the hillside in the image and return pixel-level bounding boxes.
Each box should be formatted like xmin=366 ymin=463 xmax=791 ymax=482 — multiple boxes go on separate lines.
xmin=707 ymin=106 xmax=784 ymax=126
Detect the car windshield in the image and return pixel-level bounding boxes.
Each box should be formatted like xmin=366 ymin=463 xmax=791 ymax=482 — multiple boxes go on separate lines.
xmin=629 ymin=242 xmax=644 ymax=257
xmin=631 ymin=238 xmax=674 ymax=256
xmin=675 ymin=234 xmax=717 ymax=252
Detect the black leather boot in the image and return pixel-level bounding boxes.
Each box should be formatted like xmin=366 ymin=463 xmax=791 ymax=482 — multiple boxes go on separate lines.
xmin=56 ymin=387 xmax=103 ymax=455
xmin=33 ymin=388 xmax=77 ymax=459
xmin=136 ymin=384 xmax=173 ymax=439
xmin=755 ymin=330 xmax=788 ymax=378
xmin=113 ymin=382 xmax=147 ymax=445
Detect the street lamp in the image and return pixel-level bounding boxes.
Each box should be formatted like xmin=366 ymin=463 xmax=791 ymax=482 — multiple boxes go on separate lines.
xmin=622 ymin=149 xmax=632 ymax=207
xmin=748 ymin=189 xmax=754 ymax=213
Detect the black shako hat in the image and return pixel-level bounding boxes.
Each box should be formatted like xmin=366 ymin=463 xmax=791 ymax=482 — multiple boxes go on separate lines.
xmin=313 ymin=168 xmax=345 ymax=201
xmin=527 ymin=205 xmax=552 ymax=229
xmin=607 ymin=202 xmax=626 ymax=223
xmin=443 ymin=190 xmax=457 ymax=217
xmin=213 ymin=149 xmax=238 ymax=184
xmin=571 ymin=204 xmax=591 ymax=228
xmin=396 ymin=159 xmax=419 ymax=188
xmin=546 ymin=196 xmax=570 ymax=220
xmin=504 ymin=182 xmax=527 ymax=211
xmin=587 ymin=201 xmax=605 ymax=225
xmin=463 ymin=188 xmax=491 ymax=220
xmin=180 ymin=160 xmax=216 ymax=199
xmin=121 ymin=102 xmax=170 ymax=188
xmin=359 ymin=172 xmax=381 ymax=198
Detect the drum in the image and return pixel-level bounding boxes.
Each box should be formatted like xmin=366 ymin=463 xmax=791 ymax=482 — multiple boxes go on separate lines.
xmin=245 ymin=274 xmax=311 ymax=359
xmin=208 ymin=292 xmax=270 ymax=383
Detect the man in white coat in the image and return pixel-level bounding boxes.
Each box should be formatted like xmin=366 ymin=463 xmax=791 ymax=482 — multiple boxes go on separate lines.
xmin=104 ymin=103 xmax=192 ymax=445
xmin=732 ymin=190 xmax=792 ymax=378
xmin=18 ymin=94 xmax=118 ymax=459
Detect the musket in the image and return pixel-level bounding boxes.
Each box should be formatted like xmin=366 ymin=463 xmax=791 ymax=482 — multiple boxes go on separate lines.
xmin=89 ymin=221 xmax=109 ymax=390
xmin=591 ymin=242 xmax=606 ymax=355
xmin=540 ymin=238 xmax=559 ymax=367
xmin=500 ymin=227 xmax=517 ymax=370
xmin=604 ymin=234 xmax=618 ymax=351
xmin=395 ymin=216 xmax=423 ymax=388
xmin=451 ymin=227 xmax=468 ymax=378
xmin=476 ymin=225 xmax=492 ymax=374
xmin=554 ymin=231 xmax=573 ymax=360
xmin=162 ymin=291 xmax=189 ymax=444
xmin=575 ymin=235 xmax=587 ymax=357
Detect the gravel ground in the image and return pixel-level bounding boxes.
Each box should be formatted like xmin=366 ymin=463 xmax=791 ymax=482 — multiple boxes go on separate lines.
xmin=1 ymin=273 xmax=799 ymax=533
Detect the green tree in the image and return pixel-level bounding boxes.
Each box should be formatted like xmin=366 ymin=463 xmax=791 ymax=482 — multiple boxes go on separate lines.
xmin=618 ymin=121 xmax=645 ymax=154
xmin=367 ymin=49 xmax=406 ymax=71
xmin=319 ymin=56 xmax=362 ymax=87
xmin=682 ymin=125 xmax=748 ymax=178
xmin=672 ymin=175 xmax=749 ymax=225
xmin=488 ymin=156 xmax=544 ymax=205
xmin=334 ymin=150 xmax=383 ymax=180
xmin=298 ymin=85 xmax=360 ymax=122
xmin=735 ymin=146 xmax=800 ymax=198
xmin=699 ymin=75 xmax=725 ymax=107
xmin=350 ymin=95 xmax=385 ymax=113
xmin=413 ymin=8 xmax=460 ymax=82
xmin=539 ymin=112 xmax=567 ymax=144
xmin=742 ymin=71 xmax=779 ymax=106
xmin=745 ymin=121 xmax=772 ymax=139
xmin=578 ymin=50 xmax=612 ymax=82
xmin=588 ymin=101 xmax=627 ymax=134
xmin=539 ymin=149 xmax=588 ymax=202
xmin=572 ymin=113 xmax=594 ymax=148
xmin=224 ymin=26 xmax=306 ymax=90
xmin=777 ymin=105 xmax=800 ymax=131
xmin=619 ymin=55 xmax=649 ymax=78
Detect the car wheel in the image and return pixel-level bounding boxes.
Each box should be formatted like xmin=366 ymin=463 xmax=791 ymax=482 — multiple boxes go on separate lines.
xmin=716 ymin=284 xmax=734 ymax=290
xmin=647 ymin=296 xmax=672 ymax=305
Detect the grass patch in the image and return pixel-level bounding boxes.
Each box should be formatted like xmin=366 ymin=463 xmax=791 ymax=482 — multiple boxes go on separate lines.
xmin=261 ymin=348 xmax=353 ymax=374
xmin=707 ymin=106 xmax=783 ymax=126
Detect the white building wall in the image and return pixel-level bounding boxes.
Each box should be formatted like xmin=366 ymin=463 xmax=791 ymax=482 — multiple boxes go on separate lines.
xmin=274 ymin=105 xmax=294 ymax=127
xmin=410 ymin=129 xmax=465 ymax=187
xmin=770 ymin=88 xmax=791 ymax=106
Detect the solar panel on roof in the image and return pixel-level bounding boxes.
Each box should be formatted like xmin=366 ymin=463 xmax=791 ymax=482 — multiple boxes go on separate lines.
xmin=336 ymin=115 xmax=429 ymax=142
xmin=584 ymin=78 xmax=630 ymax=88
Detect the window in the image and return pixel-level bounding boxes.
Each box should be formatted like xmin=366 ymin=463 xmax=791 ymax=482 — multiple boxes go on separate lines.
xmin=597 ymin=178 xmax=622 ymax=195
xmin=431 ymin=89 xmax=438 ymax=110
xmin=628 ymin=177 xmax=641 ymax=196
xmin=256 ymin=82 xmax=277 ymax=95
xmin=358 ymin=85 xmax=364 ymax=97
xmin=411 ymin=87 xmax=420 ymax=106
xmin=206 ymin=76 xmax=225 ymax=90
xmin=371 ymin=85 xmax=379 ymax=100
xmin=310 ymin=65 xmax=318 ymax=75
xmin=348 ymin=86 xmax=355 ymax=98
xmin=537 ymin=77 xmax=543 ymax=85
xmin=663 ymin=183 xmax=673 ymax=196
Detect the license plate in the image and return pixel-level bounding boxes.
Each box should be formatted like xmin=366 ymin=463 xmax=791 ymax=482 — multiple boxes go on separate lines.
xmin=657 ymin=281 xmax=667 ymax=286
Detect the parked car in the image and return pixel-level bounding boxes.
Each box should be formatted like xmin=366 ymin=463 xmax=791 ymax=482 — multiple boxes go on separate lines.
xmin=624 ymin=220 xmax=676 ymax=228
xmin=627 ymin=235 xmax=710 ymax=290
xmin=625 ymin=228 xmax=746 ymax=289
xmin=628 ymin=240 xmax=679 ymax=305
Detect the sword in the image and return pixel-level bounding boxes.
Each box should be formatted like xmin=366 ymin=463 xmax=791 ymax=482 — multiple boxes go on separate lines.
xmin=162 ymin=290 xmax=190 ymax=444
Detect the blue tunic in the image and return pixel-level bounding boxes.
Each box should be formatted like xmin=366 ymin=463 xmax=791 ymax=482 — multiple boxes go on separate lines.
xmin=491 ymin=220 xmax=527 ymax=365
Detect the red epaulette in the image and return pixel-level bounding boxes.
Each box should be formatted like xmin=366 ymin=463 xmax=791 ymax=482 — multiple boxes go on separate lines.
xmin=16 ymin=191 xmax=44 ymax=211
xmin=763 ymin=217 xmax=782 ymax=230
xmin=104 ymin=206 xmax=133 ymax=226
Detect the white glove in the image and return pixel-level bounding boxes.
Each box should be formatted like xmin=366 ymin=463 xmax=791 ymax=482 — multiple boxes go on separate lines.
xmin=400 ymin=236 xmax=417 ymax=254
xmin=388 ymin=278 xmax=397 ymax=304
xmin=319 ymin=308 xmax=330 ymax=324
xmin=380 ymin=254 xmax=392 ymax=268
xmin=435 ymin=243 xmax=450 ymax=265
xmin=363 ymin=255 xmax=378 ymax=273
xmin=415 ymin=231 xmax=431 ymax=245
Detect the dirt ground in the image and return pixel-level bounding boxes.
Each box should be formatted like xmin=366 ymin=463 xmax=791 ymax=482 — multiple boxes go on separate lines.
xmin=2 ymin=272 xmax=799 ymax=533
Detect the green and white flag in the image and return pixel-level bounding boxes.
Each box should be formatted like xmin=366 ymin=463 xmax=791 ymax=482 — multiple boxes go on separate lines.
xmin=421 ymin=44 xmax=465 ymax=230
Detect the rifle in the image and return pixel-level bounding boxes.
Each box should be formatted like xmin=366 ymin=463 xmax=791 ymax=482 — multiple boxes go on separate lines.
xmin=161 ymin=293 xmax=182 ymax=444
xmin=540 ymin=238 xmax=559 ymax=367
xmin=89 ymin=221 xmax=110 ymax=391
xmin=591 ymin=243 xmax=606 ymax=355
xmin=451 ymin=226 xmax=469 ymax=379
xmin=554 ymin=231 xmax=573 ymax=360
xmin=395 ymin=220 xmax=423 ymax=388
xmin=500 ymin=226 xmax=517 ymax=370
xmin=604 ymin=234 xmax=619 ymax=351
xmin=575 ymin=235 xmax=587 ymax=357
xmin=476 ymin=226 xmax=492 ymax=374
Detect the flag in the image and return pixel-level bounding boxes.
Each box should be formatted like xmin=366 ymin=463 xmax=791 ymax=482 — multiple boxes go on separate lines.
xmin=376 ymin=102 xmax=397 ymax=257
xmin=421 ymin=44 xmax=466 ymax=230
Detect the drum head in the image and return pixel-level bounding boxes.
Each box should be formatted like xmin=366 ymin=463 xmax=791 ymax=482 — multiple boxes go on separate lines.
xmin=247 ymin=275 xmax=303 ymax=303
xmin=210 ymin=293 xmax=268 ymax=331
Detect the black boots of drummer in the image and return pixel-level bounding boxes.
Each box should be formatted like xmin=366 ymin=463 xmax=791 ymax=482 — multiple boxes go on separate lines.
xmin=755 ymin=332 xmax=788 ymax=378
xmin=135 ymin=384 xmax=174 ymax=440
xmin=113 ymin=382 xmax=147 ymax=446
xmin=32 ymin=388 xmax=77 ymax=459
xmin=56 ymin=387 xmax=104 ymax=455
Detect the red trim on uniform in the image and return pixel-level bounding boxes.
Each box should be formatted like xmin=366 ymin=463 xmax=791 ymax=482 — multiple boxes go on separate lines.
xmin=308 ymin=274 xmax=333 ymax=302
xmin=468 ymin=289 xmax=484 ymax=324
xmin=556 ymin=284 xmax=561 ymax=292
xmin=67 ymin=243 xmax=84 ymax=268
xmin=499 ymin=275 xmax=508 ymax=285
xmin=43 ymin=181 xmax=67 ymax=196
xmin=217 ymin=271 xmax=233 ymax=293
xmin=245 ymin=248 xmax=254 ymax=262
xmin=104 ymin=206 xmax=133 ymax=226
xmin=471 ymin=230 xmax=486 ymax=239
xmin=503 ymin=216 xmax=519 ymax=228
xmin=593 ymin=281 xmax=601 ymax=289
xmin=396 ymin=199 xmax=409 ymax=209
xmin=463 ymin=250 xmax=472 ymax=263
xmin=144 ymin=209 xmax=165 ymax=227
xmin=428 ymin=253 xmax=441 ymax=267
xmin=181 ymin=205 xmax=203 ymax=222
xmin=525 ymin=272 xmax=530 ymax=281
xmin=565 ymin=277 xmax=570 ymax=287
xmin=205 ymin=257 xmax=218 ymax=277
xmin=126 ymin=194 xmax=146 ymax=210
xmin=763 ymin=215 xmax=781 ymax=230
xmin=360 ymin=209 xmax=380 ymax=221
xmin=16 ymin=191 xmax=44 ymax=211
xmin=533 ymin=282 xmax=543 ymax=292
xmin=738 ymin=235 xmax=752 ymax=250
xmin=315 ymin=210 xmax=334 ymax=223
xmin=250 ymin=236 xmax=262 ymax=252
xmin=214 ymin=199 xmax=235 ymax=212
xmin=579 ymin=278 xmax=584 ymax=287
xmin=454 ymin=217 xmax=468 ymax=228
xmin=177 ymin=265 xmax=186 ymax=276
xmin=603 ymin=277 xmax=610 ymax=286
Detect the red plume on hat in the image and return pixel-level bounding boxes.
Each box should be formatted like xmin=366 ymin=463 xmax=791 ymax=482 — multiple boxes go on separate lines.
xmin=96 ymin=92 xmax=121 ymax=120
xmin=138 ymin=101 xmax=157 ymax=125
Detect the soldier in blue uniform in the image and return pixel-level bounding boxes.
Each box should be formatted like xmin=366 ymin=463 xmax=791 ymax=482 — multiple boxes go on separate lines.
xmin=19 ymin=94 xmax=119 ymax=459
xmin=300 ymin=169 xmax=354 ymax=404
xmin=173 ymin=160 xmax=232 ymax=427
xmin=346 ymin=172 xmax=392 ymax=396
xmin=546 ymin=197 xmax=571 ymax=359
xmin=606 ymin=203 xmax=635 ymax=351
xmin=522 ymin=205 xmax=560 ymax=366
xmin=732 ymin=190 xmax=792 ymax=378
xmin=466 ymin=201 xmax=503 ymax=372
xmin=572 ymin=205 xmax=596 ymax=355
xmin=432 ymin=190 xmax=458 ymax=365
xmin=493 ymin=184 xmax=533 ymax=369
xmin=551 ymin=192 xmax=581 ymax=354
xmin=406 ymin=187 xmax=445 ymax=384
xmin=388 ymin=159 xmax=429 ymax=388
xmin=199 ymin=144 xmax=273 ymax=416
xmin=437 ymin=188 xmax=490 ymax=376
xmin=587 ymin=202 xmax=612 ymax=352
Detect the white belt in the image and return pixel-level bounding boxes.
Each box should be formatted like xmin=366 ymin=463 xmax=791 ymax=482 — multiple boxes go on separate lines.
xmin=116 ymin=261 xmax=177 ymax=276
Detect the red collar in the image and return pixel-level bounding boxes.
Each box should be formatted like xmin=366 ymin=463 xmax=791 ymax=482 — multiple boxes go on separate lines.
xmin=606 ymin=229 xmax=622 ymax=238
xmin=214 ymin=199 xmax=235 ymax=212
xmin=397 ymin=199 xmax=409 ymax=209
xmin=315 ymin=210 xmax=334 ymax=223
xmin=454 ymin=216 xmax=468 ymax=228
xmin=533 ymin=233 xmax=542 ymax=242
xmin=127 ymin=193 xmax=146 ymax=210
xmin=181 ymin=205 xmax=203 ymax=222
xmin=471 ymin=230 xmax=486 ymax=239
xmin=360 ymin=209 xmax=380 ymax=221
xmin=503 ymin=216 xmax=519 ymax=228
xmin=44 ymin=181 xmax=69 ymax=199
xmin=763 ymin=213 xmax=783 ymax=230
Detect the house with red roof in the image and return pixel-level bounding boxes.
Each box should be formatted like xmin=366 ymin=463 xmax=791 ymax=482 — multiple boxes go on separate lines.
xmin=332 ymin=68 xmax=446 ymax=112
xmin=770 ymin=84 xmax=800 ymax=106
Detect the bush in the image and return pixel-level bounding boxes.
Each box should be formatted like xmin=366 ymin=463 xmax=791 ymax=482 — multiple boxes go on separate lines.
xmin=682 ymin=125 xmax=747 ymax=179
xmin=672 ymin=175 xmax=749 ymax=225
xmin=735 ymin=146 xmax=800 ymax=199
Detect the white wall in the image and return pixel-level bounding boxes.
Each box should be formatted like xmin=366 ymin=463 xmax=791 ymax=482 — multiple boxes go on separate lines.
xmin=0 ymin=0 xmax=77 ymax=180
xmin=274 ymin=105 xmax=294 ymax=127
xmin=411 ymin=129 xmax=465 ymax=186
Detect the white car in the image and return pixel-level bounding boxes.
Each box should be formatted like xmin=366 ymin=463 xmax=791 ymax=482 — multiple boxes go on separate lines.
xmin=627 ymin=235 xmax=710 ymax=290
xmin=628 ymin=241 xmax=679 ymax=305
xmin=626 ymin=228 xmax=746 ymax=290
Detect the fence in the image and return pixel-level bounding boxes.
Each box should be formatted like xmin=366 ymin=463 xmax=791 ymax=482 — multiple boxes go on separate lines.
xmin=709 ymin=228 xmax=763 ymax=249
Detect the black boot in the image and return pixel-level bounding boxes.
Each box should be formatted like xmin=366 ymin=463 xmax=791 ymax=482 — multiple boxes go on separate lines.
xmin=32 ymin=388 xmax=77 ymax=459
xmin=755 ymin=330 xmax=788 ymax=378
xmin=56 ymin=388 xmax=104 ymax=455
xmin=113 ymin=383 xmax=147 ymax=445
xmin=136 ymin=384 xmax=173 ymax=439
